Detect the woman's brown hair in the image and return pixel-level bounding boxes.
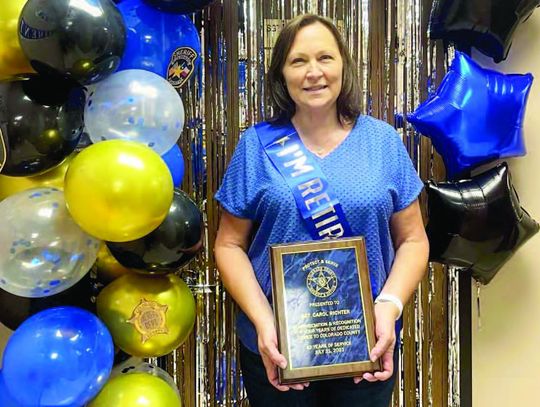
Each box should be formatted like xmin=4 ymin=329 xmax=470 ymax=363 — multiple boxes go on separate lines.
xmin=267 ymin=14 xmax=361 ymax=124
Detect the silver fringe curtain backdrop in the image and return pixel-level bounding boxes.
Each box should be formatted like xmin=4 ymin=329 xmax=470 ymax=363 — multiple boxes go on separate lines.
xmin=167 ymin=1 xmax=461 ymax=406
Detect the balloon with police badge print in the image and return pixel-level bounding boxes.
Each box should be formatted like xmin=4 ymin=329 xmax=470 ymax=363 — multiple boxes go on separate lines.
xmin=18 ymin=0 xmax=126 ymax=84
xmin=118 ymin=0 xmax=201 ymax=90
xmin=96 ymin=273 xmax=195 ymax=357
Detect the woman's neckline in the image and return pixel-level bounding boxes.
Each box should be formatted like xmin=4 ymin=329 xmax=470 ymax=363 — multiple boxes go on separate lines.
xmin=290 ymin=115 xmax=360 ymax=160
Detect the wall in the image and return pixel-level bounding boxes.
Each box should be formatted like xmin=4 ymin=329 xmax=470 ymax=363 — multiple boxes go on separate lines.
xmin=472 ymin=10 xmax=540 ymax=407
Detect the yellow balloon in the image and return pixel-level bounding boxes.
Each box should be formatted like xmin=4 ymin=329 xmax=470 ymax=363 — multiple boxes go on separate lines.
xmin=96 ymin=273 xmax=195 ymax=357
xmin=0 ymin=0 xmax=34 ymax=78
xmin=95 ymin=244 xmax=132 ymax=283
xmin=88 ymin=373 xmax=182 ymax=407
xmin=64 ymin=140 xmax=173 ymax=242
xmin=0 ymin=153 xmax=74 ymax=201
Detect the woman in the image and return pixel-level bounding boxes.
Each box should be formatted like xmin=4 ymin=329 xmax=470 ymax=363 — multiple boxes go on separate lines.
xmin=214 ymin=14 xmax=429 ymax=407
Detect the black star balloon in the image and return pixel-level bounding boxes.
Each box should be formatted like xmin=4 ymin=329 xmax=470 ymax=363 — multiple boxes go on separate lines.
xmin=430 ymin=0 xmax=540 ymax=62
xmin=106 ymin=189 xmax=204 ymax=274
xmin=426 ymin=163 xmax=539 ymax=284
xmin=408 ymin=52 xmax=532 ymax=180
xmin=143 ymin=0 xmax=215 ymax=13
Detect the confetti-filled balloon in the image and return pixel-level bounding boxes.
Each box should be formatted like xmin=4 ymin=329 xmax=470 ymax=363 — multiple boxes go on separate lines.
xmin=430 ymin=0 xmax=540 ymax=62
xmin=18 ymin=0 xmax=126 ymax=84
xmin=408 ymin=52 xmax=533 ymax=179
xmin=118 ymin=0 xmax=201 ymax=90
xmin=84 ymin=69 xmax=184 ymax=154
xmin=2 ymin=307 xmax=114 ymax=407
xmin=0 ymin=187 xmax=99 ymax=297
xmin=426 ymin=163 xmax=539 ymax=284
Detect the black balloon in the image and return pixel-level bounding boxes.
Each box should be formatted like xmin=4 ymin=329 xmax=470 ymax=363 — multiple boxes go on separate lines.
xmin=429 ymin=0 xmax=540 ymax=62
xmin=0 ymin=75 xmax=85 ymax=176
xmin=143 ymin=0 xmax=215 ymax=13
xmin=107 ymin=189 xmax=203 ymax=273
xmin=18 ymin=0 xmax=126 ymax=84
xmin=426 ymin=163 xmax=539 ymax=284
xmin=0 ymin=272 xmax=95 ymax=331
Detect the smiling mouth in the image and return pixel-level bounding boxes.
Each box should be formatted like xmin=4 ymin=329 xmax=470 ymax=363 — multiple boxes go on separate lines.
xmin=304 ymin=85 xmax=328 ymax=92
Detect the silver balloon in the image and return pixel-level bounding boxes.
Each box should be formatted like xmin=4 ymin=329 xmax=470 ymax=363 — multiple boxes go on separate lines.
xmin=84 ymin=69 xmax=185 ymax=155
xmin=0 ymin=187 xmax=100 ymax=297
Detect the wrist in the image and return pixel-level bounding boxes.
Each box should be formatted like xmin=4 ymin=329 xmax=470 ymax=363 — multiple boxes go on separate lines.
xmin=374 ymin=293 xmax=403 ymax=320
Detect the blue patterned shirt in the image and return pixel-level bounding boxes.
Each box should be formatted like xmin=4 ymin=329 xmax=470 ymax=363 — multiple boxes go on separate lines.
xmin=215 ymin=115 xmax=424 ymax=353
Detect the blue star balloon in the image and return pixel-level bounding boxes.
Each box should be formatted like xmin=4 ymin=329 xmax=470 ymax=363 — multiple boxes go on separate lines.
xmin=408 ymin=52 xmax=533 ymax=180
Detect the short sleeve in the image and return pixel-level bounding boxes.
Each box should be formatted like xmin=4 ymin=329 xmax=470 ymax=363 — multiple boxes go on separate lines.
xmin=214 ymin=127 xmax=260 ymax=220
xmin=388 ymin=129 xmax=424 ymax=212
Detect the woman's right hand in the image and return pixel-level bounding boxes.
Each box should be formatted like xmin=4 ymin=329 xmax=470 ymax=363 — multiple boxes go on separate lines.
xmin=256 ymin=322 xmax=310 ymax=392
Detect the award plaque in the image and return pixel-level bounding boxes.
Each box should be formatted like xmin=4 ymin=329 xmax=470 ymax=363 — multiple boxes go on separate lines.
xmin=270 ymin=237 xmax=380 ymax=384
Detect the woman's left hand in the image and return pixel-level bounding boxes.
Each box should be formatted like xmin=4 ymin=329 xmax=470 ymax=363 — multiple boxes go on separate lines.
xmin=353 ymin=302 xmax=398 ymax=384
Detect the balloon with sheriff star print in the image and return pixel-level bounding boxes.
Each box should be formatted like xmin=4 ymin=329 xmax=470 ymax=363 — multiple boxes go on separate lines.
xmin=408 ymin=52 xmax=533 ymax=180
xmin=118 ymin=0 xmax=201 ymax=90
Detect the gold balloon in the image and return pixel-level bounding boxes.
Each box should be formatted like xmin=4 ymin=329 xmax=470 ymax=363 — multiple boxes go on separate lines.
xmin=96 ymin=273 xmax=195 ymax=357
xmin=0 ymin=153 xmax=74 ymax=201
xmin=0 ymin=0 xmax=34 ymax=78
xmin=88 ymin=373 xmax=182 ymax=407
xmin=95 ymin=244 xmax=132 ymax=283
xmin=64 ymin=140 xmax=173 ymax=242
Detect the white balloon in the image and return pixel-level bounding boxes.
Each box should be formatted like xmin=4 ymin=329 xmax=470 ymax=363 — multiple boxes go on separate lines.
xmin=0 ymin=187 xmax=100 ymax=297
xmin=84 ymin=69 xmax=185 ymax=155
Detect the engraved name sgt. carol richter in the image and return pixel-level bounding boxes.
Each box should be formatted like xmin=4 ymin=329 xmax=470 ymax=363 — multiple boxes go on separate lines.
xmin=214 ymin=14 xmax=429 ymax=407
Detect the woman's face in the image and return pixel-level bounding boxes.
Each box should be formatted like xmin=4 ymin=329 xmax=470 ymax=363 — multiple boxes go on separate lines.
xmin=282 ymin=22 xmax=343 ymax=115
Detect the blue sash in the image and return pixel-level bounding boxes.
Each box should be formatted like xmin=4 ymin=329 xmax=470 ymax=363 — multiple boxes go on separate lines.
xmin=255 ymin=122 xmax=353 ymax=240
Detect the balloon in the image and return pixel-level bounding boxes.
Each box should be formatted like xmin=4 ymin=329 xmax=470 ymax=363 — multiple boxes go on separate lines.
xmin=2 ymin=306 xmax=114 ymax=407
xmin=96 ymin=243 xmax=132 ymax=283
xmin=0 ymin=75 xmax=85 ymax=177
xmin=96 ymin=273 xmax=195 ymax=357
xmin=0 ymin=272 xmax=95 ymax=331
xmin=84 ymin=69 xmax=185 ymax=154
xmin=143 ymin=0 xmax=215 ymax=13
xmin=0 ymin=187 xmax=100 ymax=297
xmin=0 ymin=152 xmax=75 ymax=201
xmin=430 ymin=0 xmax=540 ymax=63
xmin=0 ymin=372 xmax=18 ymax=407
xmin=0 ymin=0 xmax=34 ymax=78
xmin=107 ymin=189 xmax=203 ymax=273
xmin=408 ymin=52 xmax=532 ymax=180
xmin=88 ymin=373 xmax=181 ymax=407
xmin=64 ymin=140 xmax=174 ymax=242
xmin=426 ymin=163 xmax=539 ymax=284
xmin=118 ymin=0 xmax=201 ymax=90
xmin=111 ymin=358 xmax=180 ymax=398
xmin=18 ymin=0 xmax=126 ymax=84
xmin=162 ymin=144 xmax=185 ymax=187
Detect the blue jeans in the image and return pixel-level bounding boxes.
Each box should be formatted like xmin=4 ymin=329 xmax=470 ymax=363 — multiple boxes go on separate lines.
xmin=239 ymin=343 xmax=397 ymax=407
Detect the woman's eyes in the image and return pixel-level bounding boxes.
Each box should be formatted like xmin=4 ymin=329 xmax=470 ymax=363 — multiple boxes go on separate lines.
xmin=290 ymin=55 xmax=333 ymax=64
